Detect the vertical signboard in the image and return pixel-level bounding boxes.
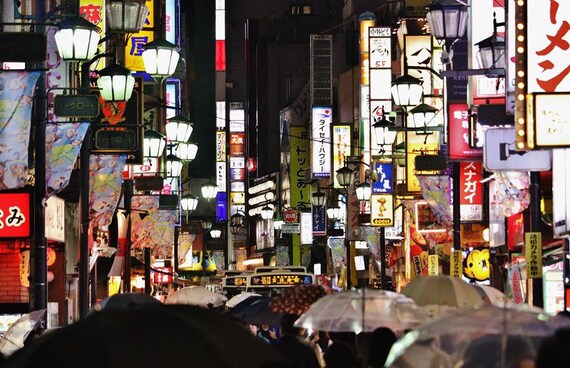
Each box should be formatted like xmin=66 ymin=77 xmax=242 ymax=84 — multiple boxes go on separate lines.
xmin=449 ymin=104 xmax=482 ymax=160
xmin=332 ymin=125 xmax=351 ymax=188
xmin=310 ymin=35 xmax=332 ymax=107
xmin=459 ymin=161 xmax=483 ymax=221
xmin=290 ymin=126 xmax=311 ymax=208
xmin=369 ymin=27 xmax=393 ymax=155
xmin=525 ymin=232 xmax=542 ymax=279
xmin=311 ymin=107 xmax=332 ymax=178
xmin=428 ymin=254 xmax=439 ymax=275
xmin=451 ymin=250 xmax=463 ymax=278
xmin=552 ymin=149 xmax=570 ymax=237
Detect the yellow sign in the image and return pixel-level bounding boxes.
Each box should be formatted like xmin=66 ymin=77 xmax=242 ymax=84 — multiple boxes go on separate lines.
xmin=216 ymin=131 xmax=226 ymax=162
xmin=250 ymin=274 xmax=313 ymax=286
xmin=230 ymin=192 xmax=245 ymax=204
xmin=525 ymin=232 xmax=542 ymax=279
xmin=125 ymin=29 xmax=154 ymax=72
xmin=428 ymin=255 xmax=439 ymax=275
xmin=370 ymin=194 xmax=394 ymax=227
xmin=450 ymin=250 xmax=463 ymax=278
xmin=406 ymin=141 xmax=439 ymax=192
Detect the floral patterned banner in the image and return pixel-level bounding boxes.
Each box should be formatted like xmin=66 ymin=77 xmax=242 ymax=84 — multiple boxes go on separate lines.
xmin=45 ymin=122 xmax=89 ymax=199
xmin=131 ymin=195 xmax=176 ymax=260
xmin=89 ymin=154 xmax=127 ymax=227
xmin=0 ymin=71 xmax=40 ymax=190
xmin=418 ymin=175 xmax=453 ymax=225
xmin=490 ymin=171 xmax=531 ymax=218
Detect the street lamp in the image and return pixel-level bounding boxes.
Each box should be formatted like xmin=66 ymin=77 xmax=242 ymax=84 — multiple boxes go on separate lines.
xmin=355 ymin=181 xmax=372 ymax=202
xmin=230 ymin=212 xmax=245 ymax=235
xmin=54 ymin=17 xmax=100 ymax=62
xmin=142 ymin=38 xmax=180 ymax=83
xmin=201 ymin=180 xmax=218 ymax=201
xmin=391 ymin=74 xmax=423 ymax=107
xmin=408 ymin=103 xmax=439 ymax=130
xmin=180 ymin=194 xmax=198 ymax=213
xmin=143 ymin=129 xmax=166 ymax=158
xmin=426 ymin=0 xmax=469 ymax=41
xmin=260 ymin=205 xmax=274 ymax=220
xmin=372 ymin=112 xmax=397 ymax=155
xmin=311 ymin=190 xmax=326 ymax=207
xmin=97 ymin=63 xmax=136 ymax=102
xmin=166 ymin=154 xmax=183 ymax=177
xmin=165 ymin=115 xmax=194 ymax=143
xmin=326 ymin=203 xmax=342 ymax=221
xmin=210 ymin=226 xmax=222 ymax=239
xmin=336 ymin=166 xmax=355 ymax=188
xmin=106 ymin=0 xmax=150 ymax=33
xmin=176 ymin=142 xmax=198 ymax=162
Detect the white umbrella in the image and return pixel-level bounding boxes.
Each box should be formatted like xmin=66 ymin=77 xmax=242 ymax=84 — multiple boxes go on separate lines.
xmin=0 ymin=309 xmax=46 ymax=357
xmin=471 ymin=284 xmax=509 ymax=306
xmin=401 ymin=275 xmax=484 ymax=318
xmin=386 ymin=303 xmax=565 ymax=368
xmin=226 ymin=292 xmax=260 ymax=308
xmin=294 ymin=289 xmax=427 ymax=334
xmin=165 ymin=286 xmax=227 ymax=308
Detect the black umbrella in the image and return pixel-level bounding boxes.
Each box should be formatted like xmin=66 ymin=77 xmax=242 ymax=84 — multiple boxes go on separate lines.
xmin=92 ymin=292 xmax=161 ymax=312
xmin=231 ymin=296 xmax=283 ymax=326
xmin=3 ymin=304 xmax=286 ymax=368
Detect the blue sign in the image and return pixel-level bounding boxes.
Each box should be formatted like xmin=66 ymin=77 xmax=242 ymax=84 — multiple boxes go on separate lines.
xmin=312 ymin=205 xmax=327 ymax=236
xmin=371 ymin=162 xmax=393 ymax=194
xmin=216 ymin=192 xmax=227 ymax=222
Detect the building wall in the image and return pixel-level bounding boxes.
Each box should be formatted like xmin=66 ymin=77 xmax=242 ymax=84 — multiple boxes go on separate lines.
xmin=0 ymin=244 xmax=28 ymax=303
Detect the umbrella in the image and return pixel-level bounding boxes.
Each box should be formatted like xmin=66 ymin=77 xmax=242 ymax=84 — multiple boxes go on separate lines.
xmin=471 ymin=284 xmax=509 ymax=306
xmin=269 ymin=284 xmax=328 ymax=315
xmin=232 ymin=296 xmax=283 ymax=326
xmin=226 ymin=292 xmax=261 ymax=309
xmin=0 ymin=309 xmax=46 ymax=357
xmin=3 ymin=304 xmax=287 ymax=368
xmin=92 ymin=292 xmax=162 ymax=312
xmin=294 ymin=289 xmax=427 ymax=333
xmin=385 ymin=303 xmax=567 ymax=368
xmin=401 ymin=275 xmax=484 ymax=318
xmin=165 ymin=286 xmax=227 ymax=308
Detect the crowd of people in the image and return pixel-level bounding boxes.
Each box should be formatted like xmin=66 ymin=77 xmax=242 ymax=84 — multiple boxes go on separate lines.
xmin=247 ymin=313 xmax=398 ymax=368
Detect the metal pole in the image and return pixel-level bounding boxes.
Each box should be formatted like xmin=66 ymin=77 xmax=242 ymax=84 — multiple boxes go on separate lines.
xmin=345 ymin=197 xmax=351 ymax=290
xmin=78 ymin=61 xmax=92 ymax=318
xmin=123 ymin=179 xmax=133 ymax=293
xmin=380 ymin=227 xmax=386 ymax=290
xmin=144 ymin=247 xmax=152 ymax=294
xmin=32 ymin=0 xmax=47 ymax=316
xmin=173 ymin=225 xmax=179 ymax=275
xmin=452 ymin=161 xmax=461 ymax=251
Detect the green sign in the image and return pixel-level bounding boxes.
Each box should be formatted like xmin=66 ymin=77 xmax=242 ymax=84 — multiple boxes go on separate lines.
xmin=54 ymin=95 xmax=99 ymax=117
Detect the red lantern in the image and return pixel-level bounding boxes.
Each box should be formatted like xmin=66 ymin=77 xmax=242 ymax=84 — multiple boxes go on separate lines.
xmin=247 ymin=157 xmax=257 ymax=172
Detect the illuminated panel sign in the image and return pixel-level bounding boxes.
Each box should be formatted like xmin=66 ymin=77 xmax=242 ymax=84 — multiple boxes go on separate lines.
xmin=215 ymin=0 xmax=226 ymax=71
xmin=79 ymin=0 xmax=105 ymax=70
xmin=0 ymin=193 xmax=30 ymax=238
xmin=124 ymin=0 xmax=154 ymax=72
xmin=371 ymin=194 xmax=393 ymax=227
xmin=448 ymin=103 xmax=482 ymax=160
xmin=516 ymin=0 xmax=570 ymax=149
xmin=165 ymin=0 xmax=177 ymax=44
xmin=224 ymin=276 xmax=247 ymax=287
xmin=311 ymin=107 xmax=332 ymax=178
xmin=459 ymin=161 xmax=483 ymax=222
xmin=216 ymin=131 xmax=226 ymax=162
xmin=332 ymin=125 xmax=351 ymax=188
xmin=249 ymin=274 xmax=313 ymax=287
xmin=369 ymin=27 xmax=393 ymax=155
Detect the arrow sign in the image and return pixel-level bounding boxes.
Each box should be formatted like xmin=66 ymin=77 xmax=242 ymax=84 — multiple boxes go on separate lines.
xmin=484 ymin=128 xmax=551 ymax=171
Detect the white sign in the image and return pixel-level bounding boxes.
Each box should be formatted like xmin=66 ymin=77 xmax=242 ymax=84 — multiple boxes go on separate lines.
xmin=216 ymin=162 xmax=226 ymax=190
xmin=300 ymin=212 xmax=313 ymax=245
xmin=484 ymin=128 xmax=552 ymax=171
xmin=311 ymin=107 xmax=332 ymax=178
xmin=533 ymin=94 xmax=570 ymax=147
xmin=45 ymin=196 xmax=65 ymax=242
xmin=281 ymin=223 xmax=300 ymax=234
xmin=552 ymin=149 xmax=570 ymax=237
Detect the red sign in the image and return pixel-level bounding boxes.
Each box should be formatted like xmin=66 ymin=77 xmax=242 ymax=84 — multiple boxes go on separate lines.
xmin=0 ymin=193 xmax=30 ymax=238
xmin=229 ymin=133 xmax=245 ymax=155
xmin=459 ymin=161 xmax=483 ymax=222
xmin=153 ymin=266 xmax=173 ymax=284
xmin=448 ymin=104 xmax=482 ymax=160
xmin=283 ymin=209 xmax=298 ymax=223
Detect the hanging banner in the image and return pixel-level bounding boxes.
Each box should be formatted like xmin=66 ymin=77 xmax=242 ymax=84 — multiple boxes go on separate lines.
xmin=428 ymin=254 xmax=439 ymax=275
xmin=131 ymin=195 xmax=176 ymax=260
xmin=491 ymin=171 xmax=531 ymax=218
xmin=89 ymin=155 xmax=127 ymax=227
xmin=290 ymin=126 xmax=311 ymax=209
xmin=311 ymin=107 xmax=332 ymax=178
xmin=0 ymin=71 xmax=40 ymax=190
xmin=332 ymin=125 xmax=351 ymax=189
xmin=312 ymin=205 xmax=326 ymax=236
xmin=45 ymin=122 xmax=89 ymax=199
xmin=418 ymin=175 xmax=452 ymax=225
xmin=525 ymin=232 xmax=542 ymax=279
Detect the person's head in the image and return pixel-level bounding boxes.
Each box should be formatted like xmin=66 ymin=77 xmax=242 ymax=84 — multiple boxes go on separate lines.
xmin=324 ymin=341 xmax=359 ymax=368
xmin=367 ymin=327 xmax=397 ymax=368
xmin=280 ymin=313 xmax=302 ymax=336
xmin=536 ymin=328 xmax=570 ymax=368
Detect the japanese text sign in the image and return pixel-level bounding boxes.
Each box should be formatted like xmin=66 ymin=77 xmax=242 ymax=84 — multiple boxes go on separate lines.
xmin=525 ymin=232 xmax=542 ymax=279
xmin=459 ymin=161 xmax=483 ymax=222
xmin=311 ymin=107 xmax=332 ymax=178
xmin=451 ymin=250 xmax=463 ymax=278
xmin=0 ymin=193 xmax=30 ymax=238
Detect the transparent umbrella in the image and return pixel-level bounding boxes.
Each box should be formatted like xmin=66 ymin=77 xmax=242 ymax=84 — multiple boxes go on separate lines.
xmin=294 ymin=289 xmax=427 ymax=334
xmin=0 ymin=309 xmax=46 ymax=357
xmin=226 ymin=292 xmax=260 ymax=308
xmin=165 ymin=286 xmax=227 ymax=308
xmin=385 ymin=303 xmax=565 ymax=368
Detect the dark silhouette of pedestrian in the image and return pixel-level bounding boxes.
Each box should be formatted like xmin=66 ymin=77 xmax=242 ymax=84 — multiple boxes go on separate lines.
xmin=274 ymin=313 xmax=320 ymax=368
xmin=536 ymin=328 xmax=570 ymax=368
xmin=366 ymin=327 xmax=397 ymax=367
xmin=324 ymin=340 xmax=359 ymax=368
